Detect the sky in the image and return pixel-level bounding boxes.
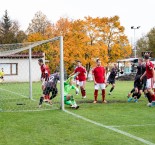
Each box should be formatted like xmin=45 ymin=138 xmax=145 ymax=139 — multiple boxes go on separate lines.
xmin=0 ymin=0 xmax=155 ymax=45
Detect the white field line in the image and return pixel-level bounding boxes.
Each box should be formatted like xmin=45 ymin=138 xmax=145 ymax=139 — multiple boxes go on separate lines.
xmin=0 ymin=87 xmax=58 ymax=112
xmin=64 ymin=110 xmax=155 ymax=145
xmin=0 ymin=87 xmax=30 ymax=99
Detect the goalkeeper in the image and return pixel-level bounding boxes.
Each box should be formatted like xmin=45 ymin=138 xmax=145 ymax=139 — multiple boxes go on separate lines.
xmin=64 ymin=74 xmax=79 ymax=109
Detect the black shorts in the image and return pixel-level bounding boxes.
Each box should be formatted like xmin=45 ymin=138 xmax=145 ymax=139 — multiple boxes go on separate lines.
xmin=107 ymin=78 xmax=115 ymax=84
xmin=134 ymin=83 xmax=143 ymax=91
xmin=43 ymin=87 xmax=58 ymax=96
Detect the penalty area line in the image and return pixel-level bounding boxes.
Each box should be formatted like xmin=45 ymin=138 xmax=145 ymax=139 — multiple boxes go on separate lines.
xmin=64 ymin=110 xmax=155 ymax=145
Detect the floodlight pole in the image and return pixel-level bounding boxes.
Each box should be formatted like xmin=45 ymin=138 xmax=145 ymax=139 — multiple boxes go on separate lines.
xmin=131 ymin=26 xmax=140 ymax=58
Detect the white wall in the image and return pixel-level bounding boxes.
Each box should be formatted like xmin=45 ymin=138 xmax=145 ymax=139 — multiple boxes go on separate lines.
xmin=0 ymin=58 xmax=41 ymax=82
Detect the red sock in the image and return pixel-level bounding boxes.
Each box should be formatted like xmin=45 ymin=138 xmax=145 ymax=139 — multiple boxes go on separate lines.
xmin=80 ymin=87 xmax=86 ymax=97
xmin=94 ymin=90 xmax=98 ymax=101
xmin=44 ymin=95 xmax=50 ymax=100
xmin=102 ymin=89 xmax=105 ymax=101
xmin=151 ymin=94 xmax=155 ymax=101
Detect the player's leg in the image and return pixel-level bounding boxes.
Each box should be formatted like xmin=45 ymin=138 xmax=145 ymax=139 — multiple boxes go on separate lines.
xmin=93 ymin=84 xmax=99 ymax=103
xmin=109 ymin=81 xmax=115 ymax=95
xmin=128 ymin=87 xmax=137 ymax=102
xmin=105 ymin=82 xmax=109 ymax=88
xmin=39 ymin=86 xmax=50 ymax=107
xmin=79 ymin=81 xmax=86 ymax=99
xmin=146 ymin=78 xmax=155 ymax=106
xmin=137 ymin=89 xmax=142 ymax=100
xmin=65 ymin=95 xmax=79 ymax=109
xmin=133 ymin=87 xmax=139 ymax=102
xmin=42 ymin=81 xmax=50 ymax=101
xmin=76 ymin=80 xmax=79 ymax=95
xmin=127 ymin=88 xmax=135 ymax=98
xmin=49 ymin=87 xmax=58 ymax=105
xmin=153 ymin=83 xmax=155 ymax=94
xmin=100 ymin=83 xmax=106 ymax=103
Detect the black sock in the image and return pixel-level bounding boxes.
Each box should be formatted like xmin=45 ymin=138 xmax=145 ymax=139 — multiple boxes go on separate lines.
xmin=39 ymin=97 xmax=44 ymax=105
xmin=110 ymin=87 xmax=114 ymax=92
xmin=132 ymin=92 xmax=138 ymax=98
xmin=137 ymin=93 xmax=141 ymax=99
xmin=130 ymin=88 xmax=135 ymax=93
xmin=146 ymin=93 xmax=152 ymax=103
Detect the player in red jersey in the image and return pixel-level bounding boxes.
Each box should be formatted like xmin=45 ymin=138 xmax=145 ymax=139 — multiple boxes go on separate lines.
xmin=92 ymin=58 xmax=107 ymax=103
xmin=38 ymin=58 xmax=50 ymax=101
xmin=71 ymin=60 xmax=87 ymax=99
xmin=140 ymin=54 xmax=155 ymax=107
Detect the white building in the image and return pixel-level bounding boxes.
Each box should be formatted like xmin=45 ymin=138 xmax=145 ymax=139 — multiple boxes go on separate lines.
xmin=0 ymin=53 xmax=45 ymax=82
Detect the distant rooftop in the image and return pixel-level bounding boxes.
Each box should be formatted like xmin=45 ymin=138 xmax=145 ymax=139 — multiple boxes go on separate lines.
xmin=0 ymin=52 xmax=44 ymax=59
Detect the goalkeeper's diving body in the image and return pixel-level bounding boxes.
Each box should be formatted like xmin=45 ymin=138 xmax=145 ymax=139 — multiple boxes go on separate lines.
xmin=39 ymin=72 xmax=59 ymax=108
xmin=64 ymin=74 xmax=80 ymax=109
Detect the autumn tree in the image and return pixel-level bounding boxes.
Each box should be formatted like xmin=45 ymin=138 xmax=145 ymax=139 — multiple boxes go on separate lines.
xmin=97 ymin=16 xmax=132 ymax=62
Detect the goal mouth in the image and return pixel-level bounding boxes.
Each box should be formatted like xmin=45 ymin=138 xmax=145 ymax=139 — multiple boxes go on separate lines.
xmin=0 ymin=36 xmax=64 ymax=112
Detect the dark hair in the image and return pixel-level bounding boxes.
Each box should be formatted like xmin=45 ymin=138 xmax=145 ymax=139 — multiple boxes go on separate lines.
xmin=144 ymin=54 xmax=149 ymax=60
xmin=96 ymin=58 xmax=100 ymax=63
xmin=76 ymin=60 xmax=81 ymax=63
xmin=38 ymin=58 xmax=43 ymax=63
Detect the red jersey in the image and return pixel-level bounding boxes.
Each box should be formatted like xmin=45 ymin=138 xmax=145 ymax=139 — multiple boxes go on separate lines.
xmin=146 ymin=61 xmax=154 ymax=79
xmin=74 ymin=66 xmax=86 ymax=81
xmin=40 ymin=64 xmax=50 ymax=80
xmin=92 ymin=66 xmax=106 ymax=83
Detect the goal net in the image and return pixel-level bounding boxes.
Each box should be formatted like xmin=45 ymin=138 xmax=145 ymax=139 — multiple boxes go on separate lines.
xmin=0 ymin=36 xmax=64 ymax=112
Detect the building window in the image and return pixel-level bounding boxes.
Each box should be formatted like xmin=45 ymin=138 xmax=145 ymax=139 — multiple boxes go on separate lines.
xmin=0 ymin=63 xmax=18 ymax=75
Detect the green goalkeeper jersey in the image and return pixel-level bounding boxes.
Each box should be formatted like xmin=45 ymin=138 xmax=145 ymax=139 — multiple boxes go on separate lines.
xmin=64 ymin=76 xmax=77 ymax=96
xmin=64 ymin=82 xmax=76 ymax=96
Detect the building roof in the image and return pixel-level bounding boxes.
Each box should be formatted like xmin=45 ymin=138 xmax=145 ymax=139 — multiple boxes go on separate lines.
xmin=0 ymin=52 xmax=44 ymax=59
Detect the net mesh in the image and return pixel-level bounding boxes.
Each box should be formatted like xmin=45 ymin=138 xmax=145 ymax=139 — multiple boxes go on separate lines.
xmin=0 ymin=37 xmax=62 ymax=112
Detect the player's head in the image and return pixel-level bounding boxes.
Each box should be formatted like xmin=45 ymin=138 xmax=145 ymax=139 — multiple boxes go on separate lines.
xmin=38 ymin=58 xmax=44 ymax=66
xmin=96 ymin=58 xmax=101 ymax=66
xmin=138 ymin=58 xmax=143 ymax=64
xmin=144 ymin=54 xmax=150 ymax=62
xmin=114 ymin=63 xmax=117 ymax=68
xmin=76 ymin=60 xmax=81 ymax=67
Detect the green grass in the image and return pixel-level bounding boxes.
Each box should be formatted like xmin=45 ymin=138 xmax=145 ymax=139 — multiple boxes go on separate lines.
xmin=0 ymin=81 xmax=155 ymax=145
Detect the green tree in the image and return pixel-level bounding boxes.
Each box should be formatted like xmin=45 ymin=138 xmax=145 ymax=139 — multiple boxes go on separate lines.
xmin=136 ymin=35 xmax=149 ymax=57
xmin=137 ymin=27 xmax=155 ymax=58
xmin=147 ymin=27 xmax=155 ymax=57
xmin=0 ymin=10 xmax=26 ymax=44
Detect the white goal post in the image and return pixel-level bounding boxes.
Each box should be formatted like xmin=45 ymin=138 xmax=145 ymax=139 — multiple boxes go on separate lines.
xmin=0 ymin=36 xmax=64 ymax=111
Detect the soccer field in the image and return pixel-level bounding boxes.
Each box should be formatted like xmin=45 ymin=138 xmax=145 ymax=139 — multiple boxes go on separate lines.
xmin=0 ymin=81 xmax=155 ymax=145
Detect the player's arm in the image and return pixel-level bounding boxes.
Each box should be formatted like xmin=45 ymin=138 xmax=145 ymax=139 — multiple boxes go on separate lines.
xmin=69 ymin=70 xmax=76 ymax=77
xmin=140 ymin=71 xmax=146 ymax=80
xmin=72 ymin=85 xmax=79 ymax=93
xmin=152 ymin=66 xmax=155 ymax=83
xmin=104 ymin=68 xmax=107 ymax=83
xmin=92 ymin=68 xmax=96 ymax=84
xmin=44 ymin=71 xmax=49 ymax=81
